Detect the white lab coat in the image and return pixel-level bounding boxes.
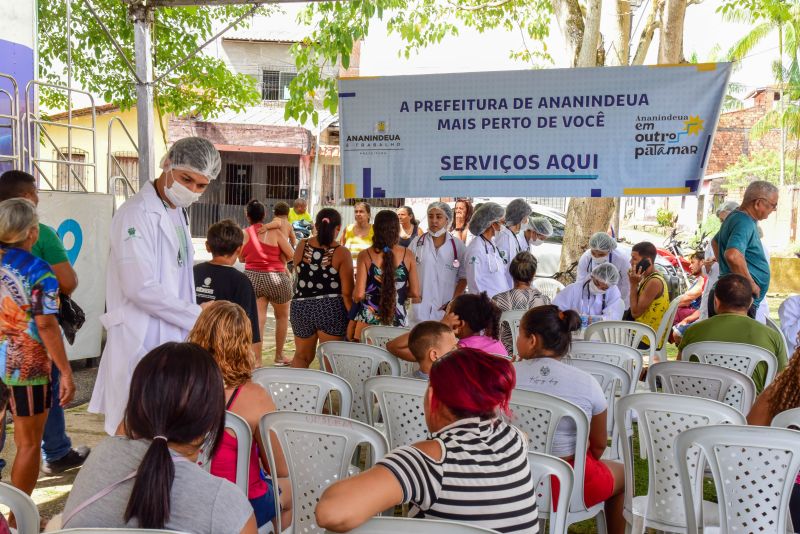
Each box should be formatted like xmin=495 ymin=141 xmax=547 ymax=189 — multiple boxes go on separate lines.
xmin=408 ymin=233 xmax=466 ymax=324
xmin=779 ymin=296 xmax=800 ymax=355
xmin=576 ymin=249 xmax=631 ymax=307
xmin=495 ymin=225 xmax=528 ymax=287
xmin=552 ymin=280 xmax=625 ymax=320
xmin=465 ymin=235 xmax=511 ymax=298
xmin=89 ymin=183 xmax=201 ymax=435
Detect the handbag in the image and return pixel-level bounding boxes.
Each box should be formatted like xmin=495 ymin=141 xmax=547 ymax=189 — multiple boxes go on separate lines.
xmin=58 ymin=293 xmax=86 ymax=345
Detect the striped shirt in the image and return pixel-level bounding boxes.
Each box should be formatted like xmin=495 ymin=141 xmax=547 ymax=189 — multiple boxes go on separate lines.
xmin=492 ymin=288 xmax=550 ymax=354
xmin=377 ymin=417 xmax=539 ymax=533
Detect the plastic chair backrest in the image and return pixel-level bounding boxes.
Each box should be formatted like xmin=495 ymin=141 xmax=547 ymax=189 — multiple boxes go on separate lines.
xmin=676 ymin=424 xmax=800 ymax=534
xmin=260 ymin=411 xmax=389 ymax=534
xmin=364 ymin=376 xmax=428 ymax=449
xmin=252 ymin=367 xmax=354 ymax=417
xmin=680 ymin=341 xmax=778 ymax=388
xmin=532 ymin=278 xmax=565 ymax=300
xmin=508 ymin=389 xmax=590 ymax=515
xmin=327 ymin=517 xmax=499 ymax=533
xmin=361 ymin=325 xmax=416 ymax=377
xmin=528 ymin=451 xmax=574 ymax=534
xmin=197 ymin=411 xmax=251 ymax=495
xmin=772 ymin=407 xmax=800 ymax=429
xmin=499 ymin=309 xmax=526 ymax=358
xmin=614 ymin=393 xmax=745 ymax=531
xmin=766 ymin=316 xmax=791 ymax=363
xmin=568 ymin=340 xmax=642 ymax=395
xmin=317 ymin=341 xmax=401 ymax=423
xmin=0 ymin=482 xmax=39 ymax=534
xmin=583 ymin=320 xmax=656 ymax=364
xmin=647 ymin=360 xmax=756 ymax=415
xmin=569 ymin=359 xmax=631 ymax=439
xmin=654 ymin=297 xmax=682 ymax=359
xmin=50 ymin=530 xmax=189 ymax=533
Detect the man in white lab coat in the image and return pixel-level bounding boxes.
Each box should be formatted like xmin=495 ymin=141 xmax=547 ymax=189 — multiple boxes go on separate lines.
xmin=89 ymin=137 xmax=221 ymax=435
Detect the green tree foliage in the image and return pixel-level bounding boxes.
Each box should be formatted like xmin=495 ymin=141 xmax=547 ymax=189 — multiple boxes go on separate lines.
xmin=723 ymin=150 xmax=784 ymax=189
xmin=38 ymin=0 xmax=269 ymax=118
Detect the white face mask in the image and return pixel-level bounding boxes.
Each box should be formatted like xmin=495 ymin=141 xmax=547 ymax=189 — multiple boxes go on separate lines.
xmin=164 ymin=172 xmax=203 ymax=208
xmin=588 ymin=280 xmax=607 ymax=295
xmin=430 ymin=227 xmax=448 ymax=238
xmin=592 ymin=254 xmax=609 ymax=265
xmin=529 ymin=238 xmax=543 ymax=247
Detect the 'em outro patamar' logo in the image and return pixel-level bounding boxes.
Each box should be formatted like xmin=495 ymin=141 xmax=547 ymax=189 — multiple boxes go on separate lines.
xmin=633 ymin=114 xmax=704 ymax=159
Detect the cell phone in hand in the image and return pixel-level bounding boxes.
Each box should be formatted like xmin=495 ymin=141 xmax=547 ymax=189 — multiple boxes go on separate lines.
xmin=635 ymin=258 xmax=652 ymax=275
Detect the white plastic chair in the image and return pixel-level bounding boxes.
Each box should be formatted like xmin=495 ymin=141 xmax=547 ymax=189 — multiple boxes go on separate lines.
xmin=533 ymin=278 xmax=565 ymax=300
xmin=508 ymin=389 xmax=607 ymax=533
xmin=317 ymin=341 xmax=401 ymax=423
xmin=653 ymin=297 xmax=682 ymax=362
xmin=51 ymin=530 xmax=188 ymax=533
xmin=680 ymin=341 xmax=779 ymax=390
xmin=260 ymin=411 xmax=389 ymax=534
xmin=364 ymin=376 xmax=428 ymax=449
xmin=583 ymin=320 xmax=657 ymax=365
xmin=772 ymin=407 xmax=800 ymax=429
xmin=0 ymin=482 xmax=39 ymax=534
xmin=361 ymin=325 xmax=416 ymax=378
xmin=198 ymin=411 xmax=251 ymax=495
xmin=766 ymin=316 xmax=791 ymax=363
xmin=252 ymin=367 xmax=354 ymax=417
xmin=326 ymin=517 xmax=499 ymax=533
xmin=499 ymin=309 xmax=526 ymax=358
xmin=614 ymin=393 xmax=746 ymax=533
xmin=647 ymin=360 xmax=757 ymax=415
xmin=568 ymin=341 xmax=642 ymax=395
xmin=676 ymin=424 xmax=800 ymax=534
xmin=569 ymin=359 xmax=631 ymax=460
xmin=528 ymin=451 xmax=574 ymax=534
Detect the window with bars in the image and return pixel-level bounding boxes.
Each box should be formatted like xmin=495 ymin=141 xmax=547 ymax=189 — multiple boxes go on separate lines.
xmin=262 ymin=69 xmax=297 ymax=101
xmin=111 ymin=151 xmax=140 ymax=193
xmin=55 ymin=148 xmax=87 ymax=192
xmin=225 ymin=163 xmax=253 ymax=205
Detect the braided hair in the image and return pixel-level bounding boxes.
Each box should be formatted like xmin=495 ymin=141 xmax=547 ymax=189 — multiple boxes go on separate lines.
xmin=372 ymin=210 xmax=401 ymax=325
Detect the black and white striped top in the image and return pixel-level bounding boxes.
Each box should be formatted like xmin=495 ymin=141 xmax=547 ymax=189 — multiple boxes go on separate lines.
xmin=377 ymin=417 xmax=539 ymax=533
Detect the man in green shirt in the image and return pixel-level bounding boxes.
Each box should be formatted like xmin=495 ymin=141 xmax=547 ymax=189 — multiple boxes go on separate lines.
xmin=0 ymin=170 xmax=88 ymax=474
xmin=678 ymin=273 xmax=786 ymax=392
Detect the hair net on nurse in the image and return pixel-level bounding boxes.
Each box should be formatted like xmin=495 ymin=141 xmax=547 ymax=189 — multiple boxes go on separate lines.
xmin=468 ymin=202 xmax=505 ymax=236
xmin=427 ymin=201 xmax=453 ymax=222
xmin=528 ymin=216 xmax=553 ymax=238
xmin=588 ymin=231 xmax=617 ymax=253
xmin=716 ymin=200 xmax=739 ymax=217
xmin=504 ymin=198 xmax=532 ymax=226
xmin=591 ymin=262 xmax=620 ymax=286
xmin=161 ymin=137 xmax=222 ymax=180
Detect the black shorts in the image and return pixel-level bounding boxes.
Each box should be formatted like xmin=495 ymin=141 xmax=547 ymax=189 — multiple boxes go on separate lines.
xmin=9 ymin=383 xmax=52 ymax=417
xmin=290 ymin=297 xmax=348 ymax=339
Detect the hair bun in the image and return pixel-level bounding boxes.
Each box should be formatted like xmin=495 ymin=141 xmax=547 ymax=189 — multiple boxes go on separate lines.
xmin=560 ymin=309 xmax=582 ymax=332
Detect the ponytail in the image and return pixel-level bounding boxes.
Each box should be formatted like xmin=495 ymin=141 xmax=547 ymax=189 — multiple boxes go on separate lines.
xmin=316 ymin=208 xmax=341 ymax=247
xmin=519 ymin=305 xmax=581 ymax=358
xmin=373 ymin=210 xmax=401 ymax=325
xmin=124 ymin=437 xmax=175 ymax=528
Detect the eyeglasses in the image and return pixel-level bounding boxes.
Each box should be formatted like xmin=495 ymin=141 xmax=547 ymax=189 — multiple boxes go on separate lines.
xmin=757 ymin=198 xmax=778 ymax=210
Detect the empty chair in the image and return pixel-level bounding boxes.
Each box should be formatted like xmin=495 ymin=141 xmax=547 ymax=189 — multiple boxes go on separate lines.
xmin=198 ymin=411 xmax=252 ymax=495
xmin=499 ymin=309 xmax=526 ymax=358
xmin=364 ymin=376 xmax=427 ymax=449
xmin=0 ymin=481 xmax=39 ymax=534
xmin=583 ymin=320 xmax=657 ymax=365
xmin=676 ymin=424 xmax=800 ymax=534
xmin=528 ymin=451 xmax=574 ymax=534
xmin=533 ymin=277 xmax=565 ymax=300
xmin=317 ymin=341 xmax=401 ymax=422
xmin=772 ymin=407 xmax=800 ymax=429
xmin=50 ymin=530 xmax=189 ymax=533
xmin=569 ymin=341 xmax=642 ymax=395
xmin=647 ymin=360 xmax=756 ymax=415
xmin=653 ymin=297 xmax=682 ymax=363
xmin=260 ymin=411 xmax=388 ymax=534
xmin=325 ymin=517 xmax=499 ymax=533
xmin=252 ymin=367 xmax=353 ymax=417
xmin=680 ymin=340 xmax=778 ymax=390
xmin=614 ymin=393 xmax=746 ymax=533
xmin=361 ymin=325 xmax=416 ymax=378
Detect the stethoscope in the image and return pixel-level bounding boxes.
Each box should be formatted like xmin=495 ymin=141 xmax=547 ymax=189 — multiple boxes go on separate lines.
xmin=587 ymin=252 xmax=613 ymax=273
xmin=153 ymin=182 xmax=189 ymax=267
xmin=582 ymin=280 xmax=607 ymax=313
xmin=480 ymin=235 xmax=500 ymax=273
xmin=415 ymin=232 xmax=459 ymax=269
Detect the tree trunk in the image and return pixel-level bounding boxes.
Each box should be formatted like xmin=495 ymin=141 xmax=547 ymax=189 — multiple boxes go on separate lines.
xmin=658 ymin=0 xmax=687 ymax=64
xmin=611 ymin=0 xmax=631 ymax=67
xmin=552 ymin=0 xmax=586 ymax=67
xmin=633 ymin=0 xmax=665 ymax=65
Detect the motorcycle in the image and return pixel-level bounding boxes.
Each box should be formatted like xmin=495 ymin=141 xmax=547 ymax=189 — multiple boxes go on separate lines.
xmin=293 ymin=219 xmax=313 ymax=240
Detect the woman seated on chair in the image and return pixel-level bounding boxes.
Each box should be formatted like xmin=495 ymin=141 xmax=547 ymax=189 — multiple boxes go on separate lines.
xmin=315 ymin=347 xmax=538 ymax=533
xmin=514 ymin=305 xmax=626 ymax=534
xmin=386 ymin=292 xmax=507 ymax=362
xmin=61 ymin=343 xmax=256 ymax=533
xmin=552 ymin=263 xmax=625 ymax=327
xmin=188 ymin=301 xmax=292 ymax=530
xmin=747 ymin=344 xmax=800 ymax=527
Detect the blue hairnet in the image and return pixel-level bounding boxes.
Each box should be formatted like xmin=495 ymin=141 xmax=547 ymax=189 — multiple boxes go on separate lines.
xmin=528 ymin=216 xmax=553 ymax=237
xmin=504 ymin=198 xmax=532 ymax=226
xmin=468 ymin=202 xmax=505 ymax=236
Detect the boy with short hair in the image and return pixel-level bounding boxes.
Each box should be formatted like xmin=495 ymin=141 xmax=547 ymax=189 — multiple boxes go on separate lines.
xmin=405 ymin=321 xmax=459 ymax=379
xmin=194 ymin=219 xmax=261 ymax=361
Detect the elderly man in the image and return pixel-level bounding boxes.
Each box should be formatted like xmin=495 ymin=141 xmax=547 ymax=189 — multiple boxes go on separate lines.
xmin=679 ymin=273 xmax=786 ymax=392
xmin=711 ymin=181 xmax=778 ymax=318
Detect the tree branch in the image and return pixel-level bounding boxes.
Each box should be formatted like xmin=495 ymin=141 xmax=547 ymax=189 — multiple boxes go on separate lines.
xmin=448 ymin=0 xmax=517 ymax=12
xmin=577 ymin=0 xmax=603 ymax=67
xmin=632 ymin=0 xmax=664 ymax=65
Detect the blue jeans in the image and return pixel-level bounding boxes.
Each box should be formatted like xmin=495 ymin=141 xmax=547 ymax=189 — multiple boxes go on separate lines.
xmin=41 ymin=366 xmax=72 ymax=463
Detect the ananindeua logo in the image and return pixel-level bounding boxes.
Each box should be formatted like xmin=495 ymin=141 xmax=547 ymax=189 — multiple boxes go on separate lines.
xmin=343 ymin=120 xmax=403 ymax=152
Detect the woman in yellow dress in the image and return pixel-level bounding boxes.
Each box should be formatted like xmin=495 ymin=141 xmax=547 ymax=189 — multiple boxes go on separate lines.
xmin=341 ymin=202 xmax=374 ymax=268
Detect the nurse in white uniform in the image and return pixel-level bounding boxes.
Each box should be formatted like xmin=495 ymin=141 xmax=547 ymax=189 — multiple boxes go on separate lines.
xmin=526 ymin=215 xmax=554 ymax=251
xmin=576 ymin=231 xmax=631 ymax=307
xmin=553 ymin=263 xmax=625 ymax=322
xmin=89 ymin=137 xmax=221 ymax=435
xmin=465 ymin=202 xmax=510 ymax=298
xmin=495 ymin=199 xmax=531 ymax=287
xmin=408 ymin=202 xmax=467 ymax=325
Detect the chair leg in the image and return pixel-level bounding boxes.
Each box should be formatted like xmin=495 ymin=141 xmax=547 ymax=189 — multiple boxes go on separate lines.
xmin=595 ymin=508 xmax=608 ymax=534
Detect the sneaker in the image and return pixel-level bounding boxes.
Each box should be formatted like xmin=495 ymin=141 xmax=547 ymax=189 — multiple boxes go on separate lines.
xmin=41 ymin=446 xmax=90 ymax=475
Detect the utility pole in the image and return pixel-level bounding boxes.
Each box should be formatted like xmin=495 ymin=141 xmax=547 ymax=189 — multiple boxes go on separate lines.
xmin=130 ymin=2 xmax=155 ymax=188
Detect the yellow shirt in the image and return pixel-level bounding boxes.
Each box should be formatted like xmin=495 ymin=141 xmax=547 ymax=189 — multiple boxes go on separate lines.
xmin=344 ymin=223 xmax=374 ymax=260
xmin=636 ymin=271 xmax=670 ymax=348
xmin=289 ymin=208 xmax=312 ymax=224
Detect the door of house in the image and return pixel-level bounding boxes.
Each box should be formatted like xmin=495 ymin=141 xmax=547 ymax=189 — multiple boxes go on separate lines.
xmin=225 ymin=163 xmax=253 ymax=206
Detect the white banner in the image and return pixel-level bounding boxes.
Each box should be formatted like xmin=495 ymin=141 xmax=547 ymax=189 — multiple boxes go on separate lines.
xmin=38 ymin=192 xmax=114 ymax=360
xmin=339 ymin=64 xmax=731 ymax=198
